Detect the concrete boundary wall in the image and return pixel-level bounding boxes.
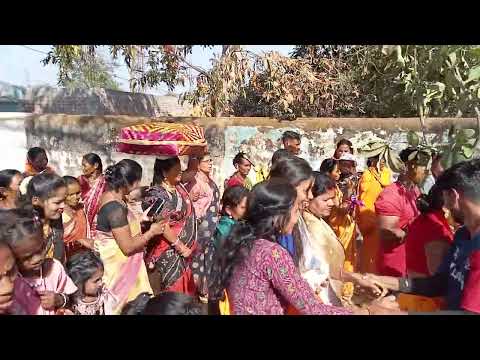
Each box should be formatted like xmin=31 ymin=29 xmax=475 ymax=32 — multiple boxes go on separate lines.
xmin=0 ymin=114 xmax=478 ymax=191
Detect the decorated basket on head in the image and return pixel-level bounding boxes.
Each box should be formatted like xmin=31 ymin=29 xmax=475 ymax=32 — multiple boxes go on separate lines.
xmin=116 ymin=122 xmax=207 ymax=157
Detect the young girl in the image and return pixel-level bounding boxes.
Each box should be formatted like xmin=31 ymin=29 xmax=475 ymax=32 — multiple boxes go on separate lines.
xmin=26 ymin=173 xmax=67 ymax=264
xmin=3 ymin=208 xmax=77 ymax=315
xmin=66 ymin=250 xmax=117 ymax=315
xmin=213 ymin=185 xmax=249 ymax=250
xmin=210 ymin=185 xmax=249 ymax=315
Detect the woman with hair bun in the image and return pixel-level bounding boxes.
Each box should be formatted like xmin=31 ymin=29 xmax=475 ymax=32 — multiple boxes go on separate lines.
xmin=95 ymin=159 xmax=165 ymax=314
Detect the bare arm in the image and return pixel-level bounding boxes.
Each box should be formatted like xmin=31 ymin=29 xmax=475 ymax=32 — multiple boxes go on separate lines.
xmin=425 ymin=240 xmax=451 ymax=276
xmin=377 ymin=215 xmax=406 ymax=247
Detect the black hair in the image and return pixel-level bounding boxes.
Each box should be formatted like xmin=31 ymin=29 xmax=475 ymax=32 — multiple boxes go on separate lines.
xmin=232 ymin=152 xmax=251 ymax=167
xmin=221 ymin=185 xmax=249 ymax=216
xmin=105 ymin=159 xmax=143 ymax=192
xmin=27 ymin=147 xmax=47 ymax=162
xmin=83 ymin=153 xmax=103 ymax=173
xmin=0 ymin=208 xmax=43 ymax=249
xmin=152 ymin=157 xmax=180 ymax=186
xmin=271 ymin=149 xmax=293 ymax=166
xmin=320 ymin=158 xmax=338 ymax=174
xmin=336 ymin=139 xmax=354 ymax=154
xmin=0 ymin=169 xmax=21 ymax=189
xmin=209 ymin=178 xmax=297 ymax=302
xmin=399 ymin=147 xmax=430 ymax=166
xmin=416 ymin=184 xmax=444 ymax=215
xmin=269 ymin=156 xmax=313 ymax=187
xmin=26 ymin=173 xmax=66 ymax=202
xmin=121 ymin=292 xmax=205 ymax=315
xmin=66 ymin=250 xmax=104 ymax=298
xmin=281 ymin=130 xmax=301 ymax=143
xmin=63 ymin=176 xmax=79 ymax=187
xmin=436 ymin=159 xmax=480 ymax=203
xmin=399 ymin=147 xmax=417 ymax=163
xmin=311 ymin=171 xmax=336 ymax=198
xmin=366 ymin=155 xmax=380 ymax=168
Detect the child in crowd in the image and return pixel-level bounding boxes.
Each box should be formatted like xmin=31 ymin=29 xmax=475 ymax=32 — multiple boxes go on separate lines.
xmin=66 ymin=250 xmax=116 ymax=315
xmin=62 ymin=176 xmax=94 ymax=259
xmin=210 ymin=185 xmax=249 ymax=315
xmin=121 ymin=291 xmax=206 ymax=315
xmin=2 ymin=208 xmax=77 ymax=315
xmin=213 ymin=185 xmax=249 ymax=250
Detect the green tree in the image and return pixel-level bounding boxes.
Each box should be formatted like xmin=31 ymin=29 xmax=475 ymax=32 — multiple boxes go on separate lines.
xmin=42 ymin=46 xmax=120 ymax=90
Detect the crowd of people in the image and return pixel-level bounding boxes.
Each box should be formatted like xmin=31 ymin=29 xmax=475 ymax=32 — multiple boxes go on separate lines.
xmin=1 ymin=129 xmax=480 ymax=316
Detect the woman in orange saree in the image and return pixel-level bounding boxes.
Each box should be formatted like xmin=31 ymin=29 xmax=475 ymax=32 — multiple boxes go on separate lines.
xmin=357 ymin=156 xmax=391 ymax=274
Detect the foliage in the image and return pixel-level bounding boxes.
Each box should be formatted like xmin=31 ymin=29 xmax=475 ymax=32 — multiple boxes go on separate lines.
xmin=42 ymin=46 xmax=120 ymax=90
xmin=43 ymin=45 xmax=480 ymax=121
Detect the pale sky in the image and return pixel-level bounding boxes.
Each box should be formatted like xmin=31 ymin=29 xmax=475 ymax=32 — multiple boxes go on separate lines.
xmin=0 ymin=45 xmax=294 ymax=96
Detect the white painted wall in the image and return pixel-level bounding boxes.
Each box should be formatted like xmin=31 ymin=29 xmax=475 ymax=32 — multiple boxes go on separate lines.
xmin=0 ymin=113 xmax=30 ymax=171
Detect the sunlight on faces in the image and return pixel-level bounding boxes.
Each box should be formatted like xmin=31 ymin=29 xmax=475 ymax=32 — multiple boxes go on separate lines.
xmin=198 ymin=156 xmax=213 ymax=175
xmin=284 ymin=139 xmax=301 ymax=155
xmin=11 ymin=234 xmax=47 ymax=274
xmin=407 ymin=161 xmax=427 ymax=185
xmin=84 ymin=267 xmax=104 ymax=297
xmin=328 ymin=164 xmax=341 ymax=182
xmin=0 ymin=245 xmax=17 ymax=313
xmin=65 ymin=182 xmax=82 ymax=208
xmin=82 ymin=159 xmax=98 ymax=177
xmin=309 ymin=188 xmax=336 ymax=218
xmin=235 ymin=158 xmax=252 ymax=177
xmin=334 ymin=144 xmax=351 ymax=159
xmin=296 ymin=177 xmax=314 ymax=210
xmin=32 ymin=186 xmax=67 ymax=221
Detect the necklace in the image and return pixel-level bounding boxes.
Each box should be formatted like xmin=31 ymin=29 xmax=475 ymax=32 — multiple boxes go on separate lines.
xmin=162 ymin=181 xmax=177 ymax=193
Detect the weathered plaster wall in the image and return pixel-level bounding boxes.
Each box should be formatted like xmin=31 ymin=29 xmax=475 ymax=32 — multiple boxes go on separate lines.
xmin=1 ymin=114 xmax=478 ymax=191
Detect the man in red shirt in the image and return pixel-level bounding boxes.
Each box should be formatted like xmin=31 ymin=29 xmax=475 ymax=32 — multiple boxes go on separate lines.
xmin=224 ymin=152 xmax=253 ymax=190
xmin=365 ymin=159 xmax=480 ymax=314
xmin=374 ymin=147 xmax=429 ymax=277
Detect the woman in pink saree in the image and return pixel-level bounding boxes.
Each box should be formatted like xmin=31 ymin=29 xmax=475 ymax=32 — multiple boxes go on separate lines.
xmin=78 ymin=153 xmax=106 ymax=237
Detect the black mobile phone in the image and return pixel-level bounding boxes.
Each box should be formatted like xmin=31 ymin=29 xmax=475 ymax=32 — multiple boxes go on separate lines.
xmin=147 ymin=198 xmax=167 ymax=218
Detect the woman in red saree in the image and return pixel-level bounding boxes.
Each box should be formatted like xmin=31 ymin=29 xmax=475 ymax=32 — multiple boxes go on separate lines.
xmin=142 ymin=157 xmax=197 ymax=296
xmin=78 ymin=153 xmax=106 ymax=236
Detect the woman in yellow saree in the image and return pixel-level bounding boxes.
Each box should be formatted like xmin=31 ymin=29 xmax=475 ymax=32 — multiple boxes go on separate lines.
xmin=321 ymin=156 xmax=360 ymax=271
xmin=357 ymin=156 xmax=391 ymax=274
xmin=94 ymin=160 xmax=165 ymax=314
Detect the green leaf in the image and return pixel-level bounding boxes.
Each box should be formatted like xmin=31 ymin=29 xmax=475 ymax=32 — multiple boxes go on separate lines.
xmin=462 ymin=144 xmax=475 ymax=158
xmin=466 ymin=65 xmax=480 ymax=84
xmin=407 ymin=131 xmax=420 ymax=147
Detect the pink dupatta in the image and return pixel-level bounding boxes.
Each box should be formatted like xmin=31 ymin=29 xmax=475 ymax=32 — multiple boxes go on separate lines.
xmin=79 ymin=174 xmax=106 ymax=237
